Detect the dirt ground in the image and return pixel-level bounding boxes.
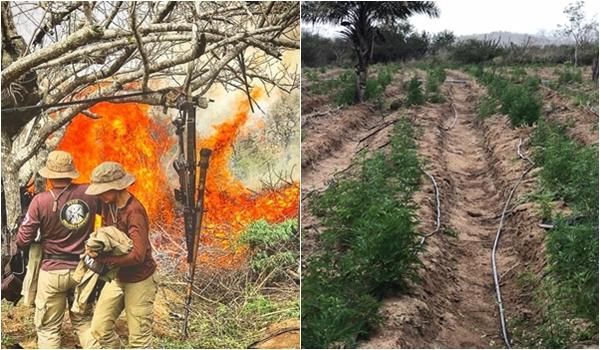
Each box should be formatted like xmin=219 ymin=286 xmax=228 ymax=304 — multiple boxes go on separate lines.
xmin=301 ymin=69 xmax=416 ymax=257
xmin=1 ymin=269 xmax=299 ymax=349
xmin=301 ymin=66 xmax=597 ymax=348
xmin=539 ymin=85 xmax=598 ymax=145
xmin=358 ymin=69 xmax=596 ymax=348
xmin=356 ymin=71 xmax=515 ymax=348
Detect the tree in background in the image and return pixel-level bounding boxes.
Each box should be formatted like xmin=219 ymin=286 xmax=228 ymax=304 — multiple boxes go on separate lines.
xmin=430 ymin=30 xmax=456 ymax=55
xmin=450 ymin=37 xmax=503 ymax=64
xmin=372 ymin=23 xmax=431 ymax=62
xmin=557 ymin=0 xmax=598 ymax=66
xmin=302 ymin=1 xmax=439 ymax=102
xmin=301 ymin=32 xmax=349 ymax=67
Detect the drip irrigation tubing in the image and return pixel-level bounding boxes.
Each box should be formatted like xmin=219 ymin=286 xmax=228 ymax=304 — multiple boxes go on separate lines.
xmin=420 ymin=170 xmax=441 ymax=246
xmin=491 ymin=137 xmax=535 ymax=349
xmin=418 ymin=81 xmax=455 ymax=247
xmin=443 ymin=87 xmax=458 ymax=131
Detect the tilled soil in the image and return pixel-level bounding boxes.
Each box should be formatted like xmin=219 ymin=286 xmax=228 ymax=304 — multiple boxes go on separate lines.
xmin=358 ymin=70 xmax=544 ymax=349
xmin=539 ymin=85 xmax=598 ymax=145
xmin=301 ymin=103 xmax=386 ymax=255
xmin=301 ymin=67 xmax=594 ymax=348
xmin=301 ymin=70 xmax=415 ymax=257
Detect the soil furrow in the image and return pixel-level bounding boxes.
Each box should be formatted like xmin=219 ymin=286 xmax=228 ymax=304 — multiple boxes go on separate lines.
xmin=360 ymin=71 xmax=524 ymax=348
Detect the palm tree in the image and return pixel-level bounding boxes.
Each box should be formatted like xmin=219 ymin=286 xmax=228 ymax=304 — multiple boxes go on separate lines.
xmin=303 ymin=1 xmax=439 ymax=102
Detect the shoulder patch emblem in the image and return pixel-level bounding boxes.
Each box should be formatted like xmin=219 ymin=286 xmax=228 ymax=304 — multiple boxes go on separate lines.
xmin=60 ymin=199 xmax=90 ymax=230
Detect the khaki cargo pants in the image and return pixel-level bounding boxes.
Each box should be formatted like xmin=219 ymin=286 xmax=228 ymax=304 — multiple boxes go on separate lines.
xmin=82 ymin=272 xmax=158 ymax=349
xmin=34 ymin=268 xmax=93 ymax=349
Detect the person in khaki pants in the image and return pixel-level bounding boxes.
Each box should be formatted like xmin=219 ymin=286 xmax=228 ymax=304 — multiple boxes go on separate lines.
xmin=16 ymin=151 xmax=99 ymax=348
xmin=81 ymin=161 xmax=158 ymax=349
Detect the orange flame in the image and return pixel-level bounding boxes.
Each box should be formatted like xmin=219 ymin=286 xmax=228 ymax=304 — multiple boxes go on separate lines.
xmin=198 ymin=88 xmax=299 ymax=266
xmin=57 ymin=88 xmax=298 ymax=268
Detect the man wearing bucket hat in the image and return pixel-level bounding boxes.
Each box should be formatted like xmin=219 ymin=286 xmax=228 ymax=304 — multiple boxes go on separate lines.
xmin=81 ymin=161 xmax=158 ymax=349
xmin=16 ymin=150 xmax=99 ymax=348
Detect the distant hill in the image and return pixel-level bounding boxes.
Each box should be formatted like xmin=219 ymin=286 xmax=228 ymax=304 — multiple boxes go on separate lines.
xmin=458 ymin=31 xmax=573 ymax=46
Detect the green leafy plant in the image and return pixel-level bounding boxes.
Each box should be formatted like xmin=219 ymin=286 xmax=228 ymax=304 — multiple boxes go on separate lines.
xmin=512 ymin=120 xmax=600 ymax=347
xmin=498 ymin=83 xmax=542 ymax=126
xmin=469 ymin=69 xmax=542 ymax=126
xmin=302 ymin=119 xmax=422 ymax=348
xmin=334 ymin=64 xmax=397 ymax=108
xmin=556 ymin=65 xmax=583 ymax=84
xmin=426 ymin=67 xmax=446 ymax=103
xmin=405 ymin=76 xmax=425 ymax=106
xmin=478 ymin=95 xmax=498 ymax=118
xmin=239 ymin=219 xmax=299 ymax=278
xmin=305 ymin=69 xmax=319 ymax=82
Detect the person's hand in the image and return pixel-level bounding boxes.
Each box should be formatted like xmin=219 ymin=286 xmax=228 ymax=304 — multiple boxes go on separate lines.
xmin=85 ymin=246 xmax=98 ymax=258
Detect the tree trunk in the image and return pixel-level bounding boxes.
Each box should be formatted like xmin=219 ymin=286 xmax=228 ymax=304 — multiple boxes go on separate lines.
xmin=356 ymin=55 xmax=368 ymax=103
xmin=1 ymin=134 xmax=21 ymax=233
xmin=574 ymin=44 xmax=579 ymax=67
xmin=592 ymin=57 xmax=598 ymax=82
xmin=1 ymin=167 xmax=22 ymax=234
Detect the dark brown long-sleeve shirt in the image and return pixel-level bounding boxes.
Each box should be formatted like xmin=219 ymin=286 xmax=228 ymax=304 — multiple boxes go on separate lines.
xmin=17 ymin=183 xmax=98 ymax=271
xmin=97 ymin=194 xmax=156 ymax=283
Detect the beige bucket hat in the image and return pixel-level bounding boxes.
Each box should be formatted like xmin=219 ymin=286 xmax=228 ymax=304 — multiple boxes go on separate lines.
xmin=85 ymin=161 xmax=136 ymax=195
xmin=38 ymin=150 xmax=80 ymax=179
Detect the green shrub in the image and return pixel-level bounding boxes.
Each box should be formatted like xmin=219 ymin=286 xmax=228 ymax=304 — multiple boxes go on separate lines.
xmin=306 ymin=69 xmax=318 ymax=81
xmin=302 ymin=119 xmax=422 ymax=348
xmin=335 ymin=81 xmax=357 ymax=106
xmin=330 ymin=65 xmax=398 ymax=107
xmin=469 ymin=69 xmax=542 ymax=126
xmin=521 ymin=121 xmax=600 ymax=347
xmin=509 ymin=67 xmax=528 ymax=82
xmin=478 ymin=95 xmax=497 ymax=118
xmin=239 ymin=219 xmax=299 ymax=278
xmin=365 ymin=79 xmax=384 ymax=103
xmin=532 ymin=122 xmax=599 ymax=216
xmin=511 ymin=276 xmax=597 ymax=348
xmin=451 ymin=38 xmax=503 ymax=64
xmin=547 ymin=217 xmax=598 ymax=320
xmin=557 ymin=66 xmax=583 ymax=84
xmin=327 ymin=71 xmax=357 ymax=106
xmin=405 ymin=76 xmax=425 ymax=106
xmin=377 ymin=66 xmax=394 ymax=88
xmin=426 ymin=67 xmax=446 ymax=103
xmin=498 ymin=83 xmax=542 ymax=126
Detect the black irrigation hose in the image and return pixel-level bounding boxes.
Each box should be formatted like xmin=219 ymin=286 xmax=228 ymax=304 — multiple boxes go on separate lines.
xmin=442 ymin=86 xmax=458 ymax=131
xmin=491 ymin=138 xmax=535 ymax=349
xmin=420 ymin=170 xmax=441 ymax=246
xmin=419 ymin=82 xmax=454 ymax=247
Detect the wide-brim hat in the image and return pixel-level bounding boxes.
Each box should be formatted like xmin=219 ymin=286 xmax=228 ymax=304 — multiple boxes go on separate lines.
xmin=85 ymin=161 xmax=136 ymax=195
xmin=38 ymin=150 xmax=80 ymax=179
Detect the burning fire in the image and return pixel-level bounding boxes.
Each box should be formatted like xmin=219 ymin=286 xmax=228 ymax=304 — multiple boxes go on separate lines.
xmin=57 ymin=88 xmax=299 ymax=268
xmin=197 ymin=88 xmax=299 ymax=265
xmin=58 ymin=102 xmax=176 ymax=222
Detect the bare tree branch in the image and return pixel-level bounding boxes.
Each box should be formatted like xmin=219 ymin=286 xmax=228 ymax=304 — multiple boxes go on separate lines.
xmin=129 ymin=2 xmax=150 ymax=91
xmin=2 ymin=24 xmax=103 ymax=86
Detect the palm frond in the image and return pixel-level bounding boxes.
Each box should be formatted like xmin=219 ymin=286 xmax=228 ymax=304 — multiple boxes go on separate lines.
xmin=301 ymin=1 xmax=439 ymax=26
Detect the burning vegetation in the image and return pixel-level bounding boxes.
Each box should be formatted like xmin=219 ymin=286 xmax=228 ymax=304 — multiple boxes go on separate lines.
xmin=57 ymin=89 xmax=299 ymax=269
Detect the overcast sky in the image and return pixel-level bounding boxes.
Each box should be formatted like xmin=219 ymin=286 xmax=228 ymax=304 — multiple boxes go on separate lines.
xmin=304 ymin=0 xmax=599 ymax=37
